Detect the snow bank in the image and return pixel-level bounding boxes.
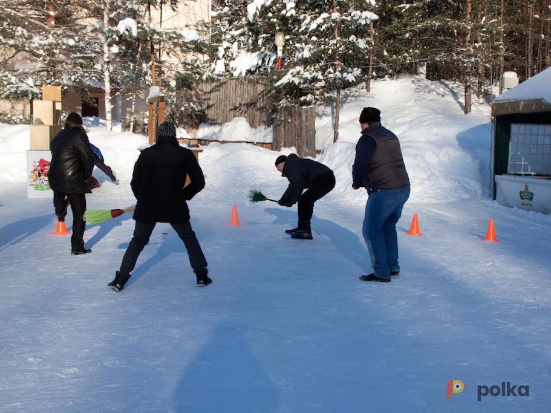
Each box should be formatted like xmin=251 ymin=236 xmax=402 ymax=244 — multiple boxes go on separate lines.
xmin=316 ymin=76 xmax=492 ymax=202
xmin=0 ymin=124 xmax=30 ymax=182
xmin=197 ymin=117 xmax=273 ymax=143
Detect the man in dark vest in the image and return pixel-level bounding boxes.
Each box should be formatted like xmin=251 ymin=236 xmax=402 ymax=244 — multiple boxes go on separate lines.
xmin=48 ymin=112 xmax=96 ymax=255
xmin=352 ymin=107 xmax=410 ymax=282
xmin=108 ymin=122 xmax=211 ymax=292
xmin=275 ymin=153 xmax=335 ymax=240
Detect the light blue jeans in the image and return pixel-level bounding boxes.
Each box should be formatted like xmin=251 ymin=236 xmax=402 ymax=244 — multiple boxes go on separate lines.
xmin=362 ymin=186 xmax=410 ymax=279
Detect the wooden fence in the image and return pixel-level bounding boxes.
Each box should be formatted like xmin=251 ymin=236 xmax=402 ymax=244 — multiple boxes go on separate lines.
xmin=197 ymin=79 xmax=271 ymax=128
xmin=196 ymin=79 xmax=316 ymax=157
xmin=273 ymin=106 xmax=316 ymax=158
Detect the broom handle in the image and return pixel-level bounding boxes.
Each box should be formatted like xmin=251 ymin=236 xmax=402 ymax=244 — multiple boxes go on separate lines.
xmin=123 ymin=208 xmax=135 ymax=213
xmin=265 ymin=198 xmax=278 ymax=203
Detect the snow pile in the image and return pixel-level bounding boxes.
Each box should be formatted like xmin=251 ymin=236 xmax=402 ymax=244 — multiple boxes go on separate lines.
xmin=316 ymin=76 xmax=492 ymax=202
xmin=197 ymin=117 xmax=273 ymax=143
xmin=0 ymin=124 xmax=31 ymax=182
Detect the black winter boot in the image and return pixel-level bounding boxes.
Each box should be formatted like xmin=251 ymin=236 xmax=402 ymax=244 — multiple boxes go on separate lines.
xmin=359 ymin=273 xmax=391 ymax=283
xmin=196 ymin=273 xmax=212 ymax=287
xmin=71 ymin=247 xmax=92 ymax=255
xmin=291 ymin=229 xmax=313 ymax=240
xmin=108 ymin=271 xmax=131 ymax=292
xmin=285 ymin=227 xmax=299 ymax=235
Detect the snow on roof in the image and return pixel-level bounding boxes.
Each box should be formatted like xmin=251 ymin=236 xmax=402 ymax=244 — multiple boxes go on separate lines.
xmin=494 ymin=66 xmax=551 ymax=104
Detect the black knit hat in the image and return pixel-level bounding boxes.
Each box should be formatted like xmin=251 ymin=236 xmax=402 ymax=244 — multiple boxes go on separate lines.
xmin=359 ymin=107 xmax=381 ymax=124
xmin=156 ymin=121 xmax=177 ymax=139
xmin=65 ymin=112 xmax=83 ymax=125
xmin=275 ymin=155 xmax=287 ymax=166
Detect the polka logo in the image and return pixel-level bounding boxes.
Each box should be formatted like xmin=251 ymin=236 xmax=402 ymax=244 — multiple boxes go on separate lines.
xmin=447 ymin=380 xmax=469 ymax=399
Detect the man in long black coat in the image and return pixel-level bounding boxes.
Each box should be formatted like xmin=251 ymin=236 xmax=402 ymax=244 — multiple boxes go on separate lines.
xmin=275 ymin=153 xmax=335 ymax=240
xmin=48 ymin=112 xmax=96 ymax=255
xmin=108 ymin=122 xmax=211 ymax=292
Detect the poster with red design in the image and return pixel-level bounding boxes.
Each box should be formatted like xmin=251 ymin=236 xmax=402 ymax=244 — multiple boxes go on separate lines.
xmin=27 ymin=151 xmax=53 ymax=198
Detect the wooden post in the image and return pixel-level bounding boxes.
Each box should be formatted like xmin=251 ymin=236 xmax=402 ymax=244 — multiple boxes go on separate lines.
xmin=147 ymin=96 xmax=165 ymax=145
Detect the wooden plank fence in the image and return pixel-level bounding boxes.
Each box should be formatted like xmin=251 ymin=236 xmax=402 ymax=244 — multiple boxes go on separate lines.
xmin=196 ymin=79 xmax=316 ymax=158
xmin=273 ymin=106 xmax=316 ymax=158
xmin=197 ymin=79 xmax=272 ymax=128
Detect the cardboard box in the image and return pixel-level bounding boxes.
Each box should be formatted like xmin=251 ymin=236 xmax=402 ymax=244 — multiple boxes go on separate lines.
xmin=54 ymin=101 xmax=62 ymax=125
xmin=42 ymin=86 xmax=62 ymax=102
xmin=33 ymin=100 xmax=55 ymax=125
xmin=30 ymin=124 xmax=62 ymax=150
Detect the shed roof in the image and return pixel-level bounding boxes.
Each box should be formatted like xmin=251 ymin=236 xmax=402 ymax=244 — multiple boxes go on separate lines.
xmin=492 ymin=67 xmax=551 ymax=116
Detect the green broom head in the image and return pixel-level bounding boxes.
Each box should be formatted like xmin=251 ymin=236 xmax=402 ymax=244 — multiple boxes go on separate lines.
xmin=83 ymin=209 xmax=116 ymax=225
xmin=249 ymin=189 xmax=267 ymax=202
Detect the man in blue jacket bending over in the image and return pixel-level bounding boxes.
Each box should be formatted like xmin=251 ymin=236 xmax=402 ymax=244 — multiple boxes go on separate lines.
xmin=275 ymin=154 xmax=335 ymax=240
xmin=352 ymin=107 xmax=410 ymax=283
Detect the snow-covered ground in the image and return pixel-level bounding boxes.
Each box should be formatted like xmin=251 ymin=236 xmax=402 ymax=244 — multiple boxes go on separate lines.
xmin=1 ymin=76 xmax=550 ymax=412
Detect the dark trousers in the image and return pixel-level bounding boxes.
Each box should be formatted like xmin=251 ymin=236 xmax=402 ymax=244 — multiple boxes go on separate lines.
xmin=119 ymin=221 xmax=208 ymax=276
xmin=53 ymin=191 xmax=86 ymax=250
xmin=297 ymin=172 xmax=336 ymax=231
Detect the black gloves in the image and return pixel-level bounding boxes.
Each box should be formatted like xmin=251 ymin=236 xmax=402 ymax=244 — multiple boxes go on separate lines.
xmin=278 ymin=199 xmax=293 ymax=207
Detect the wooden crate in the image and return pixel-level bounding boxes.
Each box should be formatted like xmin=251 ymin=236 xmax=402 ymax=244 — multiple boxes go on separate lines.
xmin=42 ymin=86 xmax=62 ymax=102
xmin=32 ymin=100 xmax=55 ymax=125
xmin=30 ymin=125 xmax=62 ymax=150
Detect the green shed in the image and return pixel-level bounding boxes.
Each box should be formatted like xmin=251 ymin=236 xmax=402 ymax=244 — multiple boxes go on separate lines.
xmin=491 ymin=67 xmax=551 ymax=214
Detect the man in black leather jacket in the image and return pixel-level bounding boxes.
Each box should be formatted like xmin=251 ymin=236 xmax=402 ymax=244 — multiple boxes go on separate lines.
xmin=275 ymin=154 xmax=335 ymax=240
xmin=48 ymin=112 xmax=95 ymax=255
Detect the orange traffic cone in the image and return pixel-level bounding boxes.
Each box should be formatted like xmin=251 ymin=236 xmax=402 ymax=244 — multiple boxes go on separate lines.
xmin=228 ymin=205 xmax=242 ymax=227
xmin=482 ymin=220 xmax=499 ymax=242
xmin=406 ymin=214 xmax=423 ymax=236
xmin=52 ymin=220 xmax=70 ymax=236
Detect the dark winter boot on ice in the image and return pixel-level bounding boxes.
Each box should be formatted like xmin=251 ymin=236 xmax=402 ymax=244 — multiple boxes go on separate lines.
xmin=71 ymin=247 xmax=92 ymax=255
xmin=390 ymin=271 xmax=399 ymax=276
xmin=359 ymin=274 xmax=391 ymax=283
xmin=108 ymin=272 xmax=131 ymax=292
xmin=291 ymin=229 xmax=313 ymax=240
xmin=196 ymin=273 xmax=212 ymax=287
xmin=285 ymin=227 xmax=299 ymax=235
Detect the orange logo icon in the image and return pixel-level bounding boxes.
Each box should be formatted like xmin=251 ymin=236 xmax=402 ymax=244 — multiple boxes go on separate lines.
xmin=447 ymin=380 xmax=469 ymax=399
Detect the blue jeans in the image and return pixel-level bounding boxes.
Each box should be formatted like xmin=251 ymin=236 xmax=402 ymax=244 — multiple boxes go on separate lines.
xmin=362 ymin=186 xmax=410 ymax=279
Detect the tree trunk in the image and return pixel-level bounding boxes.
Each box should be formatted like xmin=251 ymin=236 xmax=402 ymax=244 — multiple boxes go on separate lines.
xmin=547 ymin=4 xmax=551 ymax=69
xmin=148 ymin=1 xmax=156 ymax=86
xmin=527 ymin=1 xmax=533 ymax=78
xmin=129 ymin=42 xmax=143 ymax=134
xmin=477 ymin=10 xmax=484 ymax=99
xmin=103 ymin=0 xmax=112 ymax=131
xmin=536 ymin=3 xmax=544 ymax=73
xmin=47 ymin=2 xmax=55 ymax=26
xmin=464 ymin=0 xmax=472 ymax=114
xmin=158 ymin=0 xmax=163 ymax=83
xmin=498 ymin=0 xmax=504 ymax=94
xmin=333 ymin=0 xmax=339 ymax=143
xmin=366 ymin=22 xmax=374 ymax=93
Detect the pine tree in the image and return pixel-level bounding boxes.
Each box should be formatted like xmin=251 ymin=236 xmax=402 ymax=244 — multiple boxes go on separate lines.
xmin=209 ymin=0 xmax=378 ymax=106
xmin=0 ymin=1 xmax=100 ymax=103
